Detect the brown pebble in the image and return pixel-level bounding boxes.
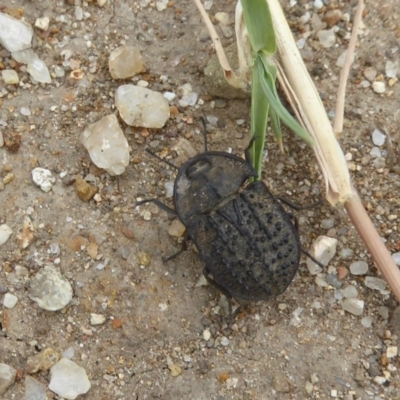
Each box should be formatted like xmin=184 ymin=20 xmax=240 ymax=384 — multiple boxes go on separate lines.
xmin=67 ymin=235 xmax=89 ymax=251
xmin=16 ymin=216 xmax=35 ymax=249
xmin=121 ymin=225 xmax=135 ymax=239
xmin=112 ymin=318 xmax=124 ymax=328
xmin=337 ymin=266 xmax=349 ymax=280
xmin=4 ymin=131 xmax=22 ymax=153
xmin=218 ymin=372 xmax=229 ymax=383
xmin=323 ymin=9 xmax=342 ymax=28
xmin=75 ymin=175 xmax=98 ymax=201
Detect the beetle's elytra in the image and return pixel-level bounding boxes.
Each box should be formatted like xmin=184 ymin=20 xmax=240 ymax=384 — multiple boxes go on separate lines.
xmin=137 ymin=123 xmax=302 ymax=304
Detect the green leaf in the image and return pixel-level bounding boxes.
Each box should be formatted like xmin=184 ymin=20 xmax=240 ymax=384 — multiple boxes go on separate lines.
xmin=240 ymin=0 xmax=276 ymax=54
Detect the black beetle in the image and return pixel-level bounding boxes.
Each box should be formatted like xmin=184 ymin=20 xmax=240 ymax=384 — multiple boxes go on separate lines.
xmin=137 ymin=119 xmax=320 ymax=316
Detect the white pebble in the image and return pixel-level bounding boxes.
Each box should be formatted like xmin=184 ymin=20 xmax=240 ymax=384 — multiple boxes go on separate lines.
xmin=341 ymin=298 xmax=364 ymax=316
xmin=0 ymin=224 xmax=12 ymax=246
xmin=313 ymin=0 xmax=323 ymax=9
xmin=1 ymin=69 xmax=19 ymax=84
xmin=90 ymin=313 xmax=106 ymax=325
xmin=31 ymin=168 xmax=56 ymax=192
xmin=163 ymin=91 xmax=176 ymax=102
xmin=392 ymin=252 xmax=400 ymax=266
xmin=3 ymin=293 xmax=18 ymax=308
xmin=372 ymin=81 xmax=386 ymax=94
xmin=370 ymin=146 xmax=381 ymax=158
xmin=341 ymin=285 xmax=358 ymax=298
xmin=349 ymin=260 xmax=368 ymax=275
xmin=317 ymin=29 xmax=336 ymax=48
xmin=387 ymin=346 xmax=398 ymax=358
xmin=35 ymin=17 xmax=50 ymax=31
xmin=385 ymin=60 xmax=398 ymax=78
xmin=361 ymin=316 xmax=372 ymax=328
xmin=203 ymin=329 xmax=211 ymax=341
xmin=372 ymin=129 xmax=386 ymax=146
xmin=220 ymin=336 xmax=229 ymax=346
xmin=364 ymin=276 xmax=388 ymax=294
xmin=0 ymin=13 xmax=33 ymax=52
xmin=307 ymin=236 xmax=337 ymax=275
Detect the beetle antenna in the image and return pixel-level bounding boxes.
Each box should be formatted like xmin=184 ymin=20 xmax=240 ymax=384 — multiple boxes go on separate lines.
xmin=145 ymin=148 xmax=179 ymax=170
xmin=200 ymin=116 xmax=208 ymax=152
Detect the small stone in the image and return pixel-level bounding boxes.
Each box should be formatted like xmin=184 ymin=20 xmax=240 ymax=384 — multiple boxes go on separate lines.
xmin=0 ymin=13 xmax=33 ymax=52
xmin=25 ymin=375 xmax=47 ymax=400
xmin=138 ymin=252 xmax=152 ymax=266
xmin=109 ymin=46 xmax=144 ymax=79
xmin=313 ymin=0 xmax=323 ymax=9
xmin=317 ymin=29 xmax=336 ymax=48
xmin=364 ymin=276 xmax=388 ymax=294
xmin=35 ymin=16 xmax=50 ymax=31
xmin=3 ymin=173 xmax=14 ymax=185
xmin=307 ymin=236 xmax=337 ymax=274
xmin=49 ymin=358 xmax=91 ymax=399
xmin=156 ymin=1 xmax=167 ymax=11
xmin=325 ymin=274 xmax=342 ymax=288
xmin=115 ymin=84 xmax=170 ymax=128
xmin=341 ymin=298 xmax=364 ymax=316
xmin=168 ymin=219 xmax=186 ymax=237
xmin=16 ymin=216 xmax=35 ymax=249
xmin=342 ymin=285 xmax=358 ymax=298
xmin=372 ymin=129 xmax=386 ymax=146
xmin=315 ymin=276 xmax=328 ymax=287
xmin=272 ymin=370 xmax=290 ymax=393
xmin=203 ymin=329 xmax=211 ymax=341
xmin=81 ymin=114 xmax=130 ymax=176
xmin=163 ymin=92 xmax=176 ymax=102
xmin=0 ymin=224 xmax=12 ymax=246
xmin=164 ymin=181 xmax=174 ymax=198
xmin=26 ymin=348 xmax=60 ymax=373
xmin=169 ymin=364 xmax=182 ymax=377
xmin=392 ymin=252 xmax=400 ymax=266
xmin=386 ymin=346 xmax=397 ymax=358
xmin=1 ymin=69 xmax=19 ymax=84
xmin=97 ymin=0 xmax=108 ymax=6
xmin=385 ymin=60 xmax=398 ymax=78
xmin=349 ymin=260 xmax=368 ymax=275
xmin=361 ymin=316 xmax=372 ymax=328
xmin=321 ymin=218 xmax=335 ymax=229
xmin=372 ymin=81 xmax=385 ymax=94
xmin=374 ymin=376 xmax=386 ymax=385
xmin=378 ymin=306 xmax=389 ymax=320
xmin=90 ymin=313 xmax=106 ymax=325
xmin=3 ymin=293 xmax=18 ymax=308
xmin=305 ymin=381 xmax=314 ymax=394
xmin=370 ymin=146 xmax=381 ymax=158
xmin=29 ymin=265 xmax=73 ymax=311
xmin=364 ymin=67 xmax=377 ymax=81
xmin=32 ymin=167 xmax=55 ymax=192
xmin=337 ymin=266 xmax=348 ymax=280
xmin=220 ymin=336 xmax=229 ymax=346
xmin=226 ymin=377 xmax=238 ymax=389
xmin=323 ymin=9 xmax=342 ymax=28
xmin=27 ymin=58 xmax=51 ymax=84
xmin=11 ymin=48 xmax=37 ymax=64
xmin=0 ymin=363 xmax=17 ymax=396
xmin=74 ymin=175 xmax=98 ymax=202
xmin=215 ymin=12 xmax=229 ymax=25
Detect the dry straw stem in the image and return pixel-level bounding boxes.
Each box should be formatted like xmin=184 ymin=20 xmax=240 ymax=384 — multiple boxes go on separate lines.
xmin=268 ymin=0 xmax=400 ymax=302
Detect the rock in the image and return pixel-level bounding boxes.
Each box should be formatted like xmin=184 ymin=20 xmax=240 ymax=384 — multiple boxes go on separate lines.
xmin=90 ymin=313 xmax=106 ymax=325
xmin=138 ymin=252 xmax=152 ymax=266
xmin=0 ymin=224 xmax=12 ymax=246
xmin=12 ymin=48 xmax=37 ymax=64
xmin=306 ymin=236 xmax=337 ymax=275
xmin=168 ymin=363 xmax=182 ymax=377
xmin=272 ymin=370 xmax=290 ymax=393
xmin=215 ymin=12 xmax=229 ymax=25
xmin=349 ymin=260 xmax=368 ymax=275
xmin=341 ymin=298 xmax=364 ymax=316
xmin=337 ymin=266 xmax=348 ymax=280
xmin=387 ymin=346 xmax=397 ymax=358
xmin=3 ymin=293 xmax=18 ymax=308
xmin=317 ymin=29 xmax=336 ymax=48
xmin=109 ymin=45 xmax=144 ymax=79
xmin=32 ymin=168 xmax=55 ymax=192
xmin=16 ymin=216 xmax=35 ymax=249
xmin=25 ymin=375 xmax=47 ymax=400
xmin=27 ymin=58 xmax=51 ymax=84
xmin=361 ymin=316 xmax=372 ymax=328
xmin=371 ymin=129 xmax=386 ymax=146
xmin=168 ymin=219 xmax=186 ymax=237
xmin=203 ymin=329 xmax=211 ymax=341
xmin=171 ymin=137 xmax=197 ymax=164
xmin=49 ymin=358 xmax=91 ymax=400
xmin=364 ymin=67 xmax=377 ymax=82
xmin=0 ymin=363 xmax=17 ymax=396
xmin=0 ymin=12 xmax=33 ymax=52
xmin=341 ymin=285 xmax=358 ymax=298
xmin=372 ymin=81 xmax=385 ymax=94
xmin=26 ymin=348 xmax=60 ymax=374
xmin=74 ymin=175 xmax=98 ymax=201
xmin=393 ymin=252 xmax=400 ymax=266
xmin=115 ymin=84 xmax=170 ymax=128
xmin=34 ymin=17 xmax=50 ymax=31
xmin=81 ymin=114 xmax=129 ymax=176
xmin=29 ymin=266 xmax=73 ymax=311
xmin=1 ymin=69 xmax=19 ymax=84
xmin=323 ymin=9 xmax=342 ymax=28
xmin=364 ymin=276 xmax=388 ymax=294
xmin=385 ymin=60 xmax=398 ymax=78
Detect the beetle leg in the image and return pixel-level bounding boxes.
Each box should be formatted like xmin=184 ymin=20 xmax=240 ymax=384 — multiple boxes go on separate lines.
xmin=203 ymin=267 xmax=234 ymax=327
xmin=136 ymin=198 xmax=177 ymax=215
xmin=276 ymin=196 xmax=323 ymax=211
xmin=162 ymin=234 xmax=189 ymax=263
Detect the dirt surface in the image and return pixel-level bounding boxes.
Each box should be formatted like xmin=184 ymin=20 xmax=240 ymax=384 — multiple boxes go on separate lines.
xmin=1 ymin=0 xmax=400 ymax=399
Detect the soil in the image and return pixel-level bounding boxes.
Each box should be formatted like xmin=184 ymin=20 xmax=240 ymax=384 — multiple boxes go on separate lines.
xmin=1 ymin=0 xmax=400 ymax=399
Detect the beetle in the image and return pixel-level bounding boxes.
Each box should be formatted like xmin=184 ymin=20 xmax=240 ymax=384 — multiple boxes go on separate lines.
xmin=137 ymin=119 xmax=322 ymax=318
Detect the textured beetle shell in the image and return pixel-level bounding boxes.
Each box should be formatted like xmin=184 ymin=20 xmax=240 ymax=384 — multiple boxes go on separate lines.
xmin=173 ymin=152 xmax=256 ymax=225
xmin=185 ymin=181 xmax=301 ymax=301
